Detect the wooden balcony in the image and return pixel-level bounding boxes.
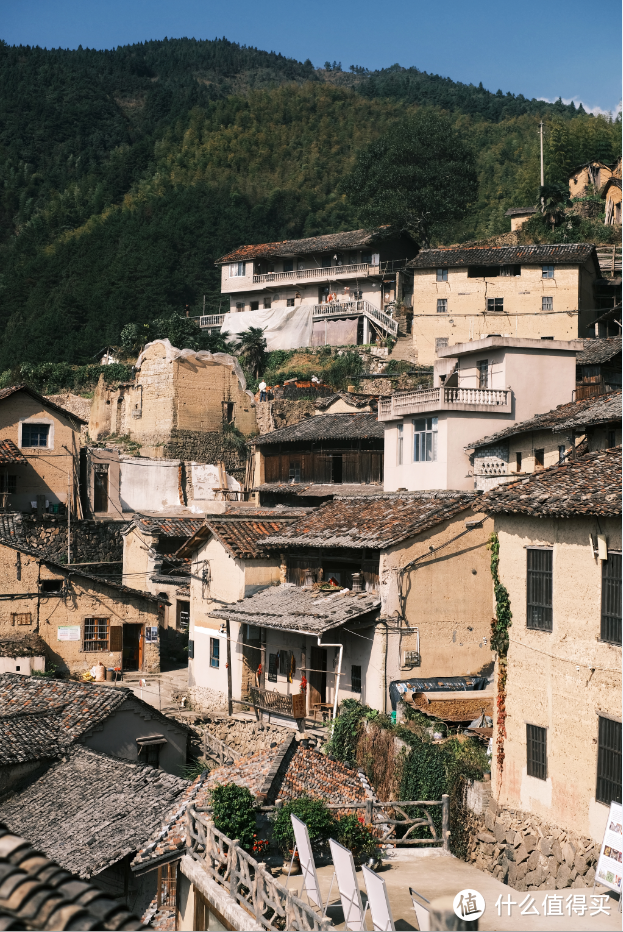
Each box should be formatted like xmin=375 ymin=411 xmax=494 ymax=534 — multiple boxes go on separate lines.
xmin=378 ymin=386 xmax=512 ymax=420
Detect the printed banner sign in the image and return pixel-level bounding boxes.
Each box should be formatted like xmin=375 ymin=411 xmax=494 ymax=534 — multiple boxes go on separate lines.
xmin=595 ymin=801 xmax=623 ymax=893
xmin=145 ymin=626 xmax=159 ymax=643
xmin=57 ymin=626 xmax=80 ymax=641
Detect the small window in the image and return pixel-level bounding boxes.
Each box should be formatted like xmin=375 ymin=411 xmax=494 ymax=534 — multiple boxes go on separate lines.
xmin=278 ymin=650 xmax=292 ymax=677
xmin=12 ymin=613 xmax=32 ymax=626
xmin=321 ymin=255 xmax=332 ymax=268
xmin=396 ymin=424 xmax=404 ymax=466
xmin=437 ymin=298 xmax=448 ymax=313
xmin=435 ymin=337 xmax=449 ymax=353
xmin=139 ymin=742 xmax=163 ymax=768
xmin=0 ymin=475 xmax=17 ymax=494
xmin=229 ymin=262 xmax=246 ymax=277
xmin=477 ymin=360 xmax=489 ymax=389
xmin=289 ymin=462 xmax=301 ymax=482
xmin=486 ymin=298 xmax=504 ymax=312
xmin=235 ymin=302 xmax=245 ymax=311
xmin=40 ymin=579 xmax=63 ymax=593
xmin=526 ymin=549 xmax=553 ymax=631
xmin=601 ymin=552 xmax=622 ymax=645
xmin=436 ymin=268 xmax=448 ymax=282
xmin=22 ymin=423 xmax=50 ymax=448
xmin=558 ymin=445 xmax=566 ymax=463
xmin=515 ymin=452 xmax=522 ymax=472
xmin=542 ymin=265 xmax=554 ymax=279
xmin=596 ymin=716 xmax=622 ymax=805
xmin=263 ymin=297 xmax=272 ymax=310
xmin=210 ymin=637 xmax=220 ymax=668
xmin=526 ymin=724 xmax=547 ymax=780
xmin=250 ymin=301 xmax=259 ymax=311
xmin=542 ymin=297 xmax=553 ymax=311
xmin=223 ymin=402 xmax=235 ymax=424
xmin=534 ymin=449 xmax=545 ymax=470
xmin=361 ymin=252 xmax=372 ymax=265
xmin=413 ymin=417 xmax=438 ymax=462
xmin=351 ymin=665 xmax=362 ymax=692
xmin=83 ymin=617 xmax=110 ymax=652
xmin=283 ymin=260 xmax=294 ymax=273
xmin=287 ymin=298 xmax=295 ymax=307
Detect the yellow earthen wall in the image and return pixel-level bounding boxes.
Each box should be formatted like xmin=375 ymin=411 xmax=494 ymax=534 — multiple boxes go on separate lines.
xmin=174 ymin=358 xmax=256 ymax=435
xmin=492 ymin=514 xmax=621 ymax=843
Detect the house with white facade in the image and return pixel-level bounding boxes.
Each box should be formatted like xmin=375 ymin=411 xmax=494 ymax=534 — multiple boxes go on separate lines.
xmin=207 ymin=227 xmax=417 ymax=349
xmin=379 ymin=336 xmax=583 ymax=492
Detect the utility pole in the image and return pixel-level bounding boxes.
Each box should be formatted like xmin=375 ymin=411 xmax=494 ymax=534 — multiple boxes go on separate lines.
xmin=538 ymin=121 xmax=545 ymax=209
xmin=67 ymin=472 xmax=71 ymax=565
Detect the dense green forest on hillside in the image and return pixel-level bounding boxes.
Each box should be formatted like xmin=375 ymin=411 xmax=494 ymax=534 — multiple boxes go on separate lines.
xmin=0 ymin=37 xmax=619 ymax=367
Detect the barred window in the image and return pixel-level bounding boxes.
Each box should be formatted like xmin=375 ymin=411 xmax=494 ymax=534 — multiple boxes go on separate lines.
xmin=12 ymin=613 xmax=32 ymax=626
xmin=526 ymin=724 xmax=547 ymax=780
xmin=83 ymin=618 xmax=109 ymax=652
xmin=601 ymin=553 xmax=622 ymax=645
xmin=527 ymin=548 xmax=553 ymax=631
xmin=597 ymin=716 xmax=622 ymax=805
xmin=542 ymin=296 xmax=553 ymax=310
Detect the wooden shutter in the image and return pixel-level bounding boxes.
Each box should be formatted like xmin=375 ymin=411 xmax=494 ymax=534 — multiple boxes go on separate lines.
xmin=110 ymin=627 xmax=123 ymax=651
xmin=264 ymin=455 xmax=280 ymax=483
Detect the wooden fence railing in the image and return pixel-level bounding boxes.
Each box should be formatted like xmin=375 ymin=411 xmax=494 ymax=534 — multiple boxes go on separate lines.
xmin=203 ymin=730 xmax=239 ymax=767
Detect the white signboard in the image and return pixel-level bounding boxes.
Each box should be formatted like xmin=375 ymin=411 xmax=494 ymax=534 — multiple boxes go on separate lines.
xmin=57 ymin=626 xmax=80 ymax=641
xmin=595 ymin=801 xmax=623 ymax=894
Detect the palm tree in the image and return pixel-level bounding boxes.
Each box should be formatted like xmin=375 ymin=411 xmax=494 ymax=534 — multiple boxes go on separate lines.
xmin=234 ymin=327 xmax=268 ymax=379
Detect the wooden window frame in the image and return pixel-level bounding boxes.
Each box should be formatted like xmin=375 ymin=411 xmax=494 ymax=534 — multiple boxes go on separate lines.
xmin=534 ymin=448 xmax=545 ymax=470
xmin=526 ymin=723 xmax=547 ymax=780
xmin=436 ymin=298 xmax=448 ymax=313
xmin=83 ymin=617 xmax=110 ymax=652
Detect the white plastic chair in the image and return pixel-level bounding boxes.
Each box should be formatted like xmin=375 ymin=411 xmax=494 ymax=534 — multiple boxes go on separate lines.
xmin=362 ymin=864 xmax=395 ymax=931
xmin=409 ymin=886 xmax=431 ymax=932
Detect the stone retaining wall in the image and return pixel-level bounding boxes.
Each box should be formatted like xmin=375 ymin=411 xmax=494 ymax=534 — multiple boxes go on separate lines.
xmin=21 ymin=515 xmax=126 ymax=568
xmin=467 ymin=795 xmax=599 ymax=891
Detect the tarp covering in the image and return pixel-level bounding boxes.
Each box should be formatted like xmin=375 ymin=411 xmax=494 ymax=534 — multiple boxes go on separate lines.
xmin=311 ymin=317 xmax=358 ymax=347
xmin=389 ymin=675 xmax=489 ymax=711
xmin=221 ymin=306 xmax=314 ymax=352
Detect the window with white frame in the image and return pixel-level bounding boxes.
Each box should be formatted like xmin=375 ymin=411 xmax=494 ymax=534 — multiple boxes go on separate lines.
xmin=396 ymin=424 xmax=404 ymax=465
xmin=229 ymin=262 xmax=246 ymax=277
xmin=437 ymin=298 xmax=448 ymax=313
xmin=413 ymin=417 xmax=438 ymax=462
xmin=541 ymin=296 xmax=553 ymax=310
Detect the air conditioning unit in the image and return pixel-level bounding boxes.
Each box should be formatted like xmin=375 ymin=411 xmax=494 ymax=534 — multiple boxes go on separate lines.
xmin=402 ymin=650 xmax=421 ymax=668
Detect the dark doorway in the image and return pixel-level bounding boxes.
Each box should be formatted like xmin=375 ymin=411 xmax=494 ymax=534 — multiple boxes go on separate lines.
xmin=176 ymin=600 xmax=190 ymax=632
xmin=309 ymin=646 xmax=327 ymax=708
xmin=123 ymin=624 xmax=143 ymax=671
xmin=94 ymin=465 xmax=109 ymax=513
xmin=331 ymin=454 xmax=343 ymax=484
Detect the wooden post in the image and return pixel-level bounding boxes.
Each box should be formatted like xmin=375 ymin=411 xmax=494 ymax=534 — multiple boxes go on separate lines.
xmin=442 ymin=793 xmax=450 ymax=852
xmin=365 ymin=799 xmax=374 ymax=825
xmin=226 ymin=620 xmax=233 ymax=716
xmin=429 ymin=896 xmax=478 ymax=930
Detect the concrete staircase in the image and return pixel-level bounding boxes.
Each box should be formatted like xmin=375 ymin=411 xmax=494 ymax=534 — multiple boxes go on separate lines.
xmin=389 ymin=333 xmax=419 ymax=364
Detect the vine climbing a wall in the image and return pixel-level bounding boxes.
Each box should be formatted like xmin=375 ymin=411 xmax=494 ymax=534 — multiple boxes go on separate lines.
xmin=487 ymin=532 xmax=512 ymax=776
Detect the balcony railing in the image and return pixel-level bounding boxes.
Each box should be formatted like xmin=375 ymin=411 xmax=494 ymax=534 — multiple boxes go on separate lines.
xmin=253 ymin=262 xmax=375 ymax=284
xmin=313 ymin=300 xmax=398 ymax=336
xmin=200 ymin=314 xmax=226 ymax=328
xmin=379 ymin=386 xmax=511 ymax=419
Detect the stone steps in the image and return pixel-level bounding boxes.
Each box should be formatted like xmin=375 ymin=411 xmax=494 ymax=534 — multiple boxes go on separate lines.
xmin=389 ymin=334 xmax=418 ymax=364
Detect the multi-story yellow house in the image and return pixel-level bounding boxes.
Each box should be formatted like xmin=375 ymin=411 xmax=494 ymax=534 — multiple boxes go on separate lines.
xmin=407 ymin=243 xmax=601 ymax=366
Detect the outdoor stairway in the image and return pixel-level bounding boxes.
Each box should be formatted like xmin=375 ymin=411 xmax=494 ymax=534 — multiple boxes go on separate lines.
xmin=389 ymin=332 xmax=418 ymax=364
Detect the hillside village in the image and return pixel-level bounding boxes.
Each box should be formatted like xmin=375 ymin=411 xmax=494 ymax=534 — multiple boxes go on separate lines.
xmin=0 ymin=31 xmax=621 ymax=931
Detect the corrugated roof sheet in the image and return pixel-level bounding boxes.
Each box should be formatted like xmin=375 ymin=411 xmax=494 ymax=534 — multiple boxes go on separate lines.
xmin=409 ymin=243 xmax=596 ymax=269
xmin=576 ymin=337 xmax=622 ymax=366
xmin=253 ymin=413 xmax=384 ymax=445
xmin=0 ymin=439 xmax=27 ymax=464
xmin=0 ymin=822 xmax=147 ymax=930
xmin=262 ymin=492 xmax=479 ymax=549
xmin=480 ymin=447 xmax=621 ymax=517
xmin=217 ymin=226 xmax=397 ymax=263
xmin=0 ymin=746 xmax=188 ymax=880
xmin=210 ymin=583 xmax=380 ymax=634
xmin=468 ymin=392 xmax=622 ymax=450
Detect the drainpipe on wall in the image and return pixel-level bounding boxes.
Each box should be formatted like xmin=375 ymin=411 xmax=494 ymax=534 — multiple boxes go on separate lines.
xmin=317 ymin=636 xmax=343 ymax=720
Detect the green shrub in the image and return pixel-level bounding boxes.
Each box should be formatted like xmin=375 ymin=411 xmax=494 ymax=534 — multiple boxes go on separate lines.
xmin=211 ymin=783 xmax=257 ymax=851
xmin=335 ymin=814 xmax=378 ymax=860
xmin=271 ymin=797 xmax=337 ymax=854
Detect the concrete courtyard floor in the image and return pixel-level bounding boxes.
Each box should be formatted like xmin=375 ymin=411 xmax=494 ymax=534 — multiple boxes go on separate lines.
xmin=294 ymin=848 xmax=621 ymax=932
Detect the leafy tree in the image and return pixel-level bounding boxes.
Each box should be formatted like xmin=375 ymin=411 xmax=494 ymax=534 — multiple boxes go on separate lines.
xmin=151 ymin=313 xmax=203 ymax=350
xmin=538 ymin=182 xmax=573 ymax=227
xmin=271 ymin=798 xmax=337 ymax=854
xmin=234 ymin=327 xmax=268 ymax=379
xmin=343 ymin=110 xmax=478 ymax=242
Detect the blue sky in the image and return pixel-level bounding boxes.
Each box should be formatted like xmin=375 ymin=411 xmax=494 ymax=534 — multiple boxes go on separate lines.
xmin=2 ymin=0 xmax=621 ymax=115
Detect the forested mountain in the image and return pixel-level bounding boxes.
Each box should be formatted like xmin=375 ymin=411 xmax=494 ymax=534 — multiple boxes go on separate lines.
xmin=0 ymin=37 xmax=620 ymax=367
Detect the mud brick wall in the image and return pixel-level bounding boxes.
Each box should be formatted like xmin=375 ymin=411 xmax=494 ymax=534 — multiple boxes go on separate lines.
xmin=163 ymin=430 xmax=247 ymax=478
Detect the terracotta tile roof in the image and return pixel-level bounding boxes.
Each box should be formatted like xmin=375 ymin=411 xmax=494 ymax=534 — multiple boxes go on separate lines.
xmin=0 ymin=747 xmax=188 ymax=879
xmin=467 ymin=392 xmax=622 ymax=451
xmin=210 ymin=584 xmax=381 ymax=634
xmin=0 ymin=822 xmax=146 ymax=930
xmin=0 ymin=439 xmax=26 ymax=464
xmin=252 ymin=413 xmax=384 ymax=445
xmin=132 ymin=742 xmax=369 ymax=871
xmin=262 ymin=492 xmax=479 ymax=549
xmin=409 ymin=243 xmax=597 ymax=270
xmin=175 ymin=511 xmax=309 ymax=559
xmin=576 ymin=337 xmax=622 ymax=366
xmin=480 ymin=447 xmax=621 ymax=517
xmin=0 ymin=385 xmax=87 ymax=424
xmin=217 ymin=226 xmax=397 ymax=263
xmin=130 ymin=515 xmax=205 ymax=538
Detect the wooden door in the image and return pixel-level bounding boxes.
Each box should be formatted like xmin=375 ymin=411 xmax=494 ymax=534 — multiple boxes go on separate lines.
xmin=93 ymin=465 xmax=109 ymax=512
xmin=138 ymin=627 xmax=144 ymax=670
xmin=309 ymin=646 xmax=327 ymax=707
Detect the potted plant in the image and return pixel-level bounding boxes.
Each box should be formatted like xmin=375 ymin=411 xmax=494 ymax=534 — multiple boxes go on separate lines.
xmin=336 ymin=814 xmax=379 ymax=866
xmin=271 ymin=797 xmax=337 ymax=872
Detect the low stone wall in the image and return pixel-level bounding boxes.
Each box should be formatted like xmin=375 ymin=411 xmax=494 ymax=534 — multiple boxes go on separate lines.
xmin=255 ymin=400 xmax=317 ymax=435
xmin=21 ymin=515 xmax=126 ymax=568
xmin=163 ymin=430 xmax=247 ymax=479
xmin=202 ymin=716 xmax=292 ymax=758
xmin=467 ymin=795 xmax=599 ymax=892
